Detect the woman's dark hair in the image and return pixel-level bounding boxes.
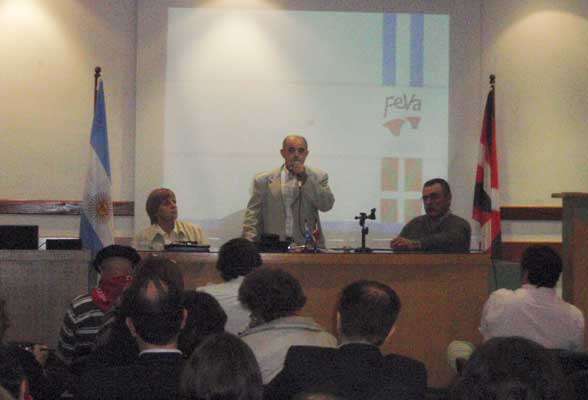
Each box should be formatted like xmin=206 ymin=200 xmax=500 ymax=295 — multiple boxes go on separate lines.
xmin=216 ymin=238 xmax=262 ymax=281
xmin=178 ymin=291 xmax=227 ymax=356
xmin=238 ymin=267 xmax=306 ymax=323
xmin=451 ymin=337 xmax=572 ymax=400
xmin=180 ymin=333 xmax=262 ymax=400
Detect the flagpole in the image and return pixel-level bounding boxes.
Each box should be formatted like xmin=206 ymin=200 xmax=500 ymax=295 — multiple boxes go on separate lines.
xmin=94 ymin=66 xmax=101 ymax=107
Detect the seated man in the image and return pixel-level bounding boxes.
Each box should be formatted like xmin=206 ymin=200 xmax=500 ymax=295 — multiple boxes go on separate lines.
xmin=56 ymin=245 xmax=140 ymax=369
xmin=199 ymin=237 xmax=262 ymax=335
xmin=132 ymin=188 xmax=207 ymax=250
xmin=264 ymin=280 xmax=427 ymax=400
xmin=390 ymin=178 xmax=471 ymax=253
xmin=79 ymin=257 xmax=186 ymax=399
xmin=480 ymin=245 xmax=584 ymax=351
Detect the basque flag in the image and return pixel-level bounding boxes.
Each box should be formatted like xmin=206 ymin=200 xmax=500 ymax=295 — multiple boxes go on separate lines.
xmin=80 ymin=79 xmax=114 ymax=251
xmin=473 ymin=80 xmax=502 ymax=259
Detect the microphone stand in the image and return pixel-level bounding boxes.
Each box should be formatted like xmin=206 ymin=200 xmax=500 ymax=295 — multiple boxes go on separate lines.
xmin=354 ymin=208 xmax=376 ymax=253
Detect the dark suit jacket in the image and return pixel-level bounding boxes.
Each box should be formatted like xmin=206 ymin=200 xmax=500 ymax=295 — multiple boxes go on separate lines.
xmin=264 ymin=343 xmax=427 ymax=400
xmin=78 ymin=352 xmax=184 ymax=400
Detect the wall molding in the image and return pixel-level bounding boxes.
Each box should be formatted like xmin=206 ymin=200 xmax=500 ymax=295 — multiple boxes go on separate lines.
xmin=500 ymin=206 xmax=561 ymax=221
xmin=0 ymin=200 xmax=133 ymax=216
xmin=0 ymin=201 xmax=562 ymax=221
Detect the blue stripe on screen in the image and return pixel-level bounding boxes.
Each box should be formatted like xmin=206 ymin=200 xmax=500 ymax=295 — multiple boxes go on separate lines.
xmin=410 ymin=14 xmax=424 ymax=87
xmin=382 ymin=13 xmax=397 ymax=86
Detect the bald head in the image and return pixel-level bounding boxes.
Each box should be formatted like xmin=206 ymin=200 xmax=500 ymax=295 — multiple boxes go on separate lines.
xmin=281 ymin=135 xmax=309 ymax=174
xmin=282 ymin=135 xmax=308 ymax=149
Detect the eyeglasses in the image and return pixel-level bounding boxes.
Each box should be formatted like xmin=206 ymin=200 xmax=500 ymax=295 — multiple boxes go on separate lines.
xmin=422 ymin=192 xmax=443 ymax=201
xmin=285 ymin=147 xmax=307 ymax=154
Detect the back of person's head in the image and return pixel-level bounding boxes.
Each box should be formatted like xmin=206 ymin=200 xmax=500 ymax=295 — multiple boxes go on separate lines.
xmin=122 ymin=257 xmax=185 ymax=345
xmin=521 ymin=245 xmax=562 ymax=288
xmin=337 ymin=280 xmax=401 ymax=346
xmin=0 ymin=299 xmax=9 ymax=343
xmin=238 ymin=267 xmax=306 ymax=324
xmin=146 ymin=188 xmax=175 ymax=224
xmin=180 ymin=332 xmax=262 ymax=400
xmin=293 ymin=384 xmax=346 ymax=400
xmin=178 ymin=291 xmax=227 ymax=356
xmin=0 ymin=346 xmax=27 ymax=400
xmin=217 ymin=238 xmax=262 ymax=281
xmin=135 ymin=256 xmax=185 ymax=291
xmin=451 ymin=337 xmax=572 ymax=400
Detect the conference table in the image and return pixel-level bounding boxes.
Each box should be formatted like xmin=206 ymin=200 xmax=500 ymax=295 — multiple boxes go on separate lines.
xmin=0 ymin=250 xmax=490 ymax=387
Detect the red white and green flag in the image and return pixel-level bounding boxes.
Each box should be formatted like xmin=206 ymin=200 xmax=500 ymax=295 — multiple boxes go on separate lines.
xmin=473 ymin=78 xmax=502 ymax=259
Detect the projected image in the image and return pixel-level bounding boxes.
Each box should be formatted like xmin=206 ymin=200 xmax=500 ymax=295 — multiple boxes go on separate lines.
xmin=164 ymin=8 xmax=449 ymax=248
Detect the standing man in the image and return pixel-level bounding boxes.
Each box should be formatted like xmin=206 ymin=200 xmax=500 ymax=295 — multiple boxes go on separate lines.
xmin=242 ymin=135 xmax=334 ymax=247
xmin=390 ymin=178 xmax=471 ymax=253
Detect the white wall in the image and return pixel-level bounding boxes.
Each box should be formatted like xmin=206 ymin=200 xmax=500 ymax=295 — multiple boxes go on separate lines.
xmin=1 ymin=0 xmax=587 ymax=244
xmin=0 ymin=0 xmax=137 ymax=238
xmin=481 ymin=1 xmax=588 ymax=242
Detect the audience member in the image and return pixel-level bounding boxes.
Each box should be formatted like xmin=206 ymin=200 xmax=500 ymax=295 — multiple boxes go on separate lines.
xmin=480 ymin=245 xmax=584 ymax=350
xmin=133 ymin=188 xmax=207 ymax=250
xmin=450 ymin=337 xmax=573 ymax=400
xmin=0 ymin=346 xmax=27 ymax=400
xmin=265 ymin=280 xmax=427 ymax=400
xmin=179 ymin=332 xmax=263 ymax=400
xmin=1 ymin=300 xmax=61 ymax=399
xmin=238 ymin=268 xmax=336 ymax=383
xmin=178 ymin=290 xmax=227 ymax=357
xmin=0 ymin=300 xmax=8 ymax=343
xmin=81 ymin=256 xmax=185 ymax=372
xmin=55 ymin=245 xmax=140 ymax=369
xmin=78 ymin=257 xmax=186 ymax=399
xmin=0 ymin=344 xmax=59 ymax=400
xmin=199 ymin=237 xmax=262 ymax=334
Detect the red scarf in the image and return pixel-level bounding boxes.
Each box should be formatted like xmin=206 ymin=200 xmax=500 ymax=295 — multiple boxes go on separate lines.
xmin=91 ymin=275 xmax=132 ymax=312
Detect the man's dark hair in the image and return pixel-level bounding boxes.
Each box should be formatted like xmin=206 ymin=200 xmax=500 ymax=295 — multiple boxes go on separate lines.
xmin=178 ymin=291 xmax=227 ymax=357
xmin=0 ymin=299 xmax=9 ymax=343
xmin=238 ymin=268 xmax=306 ymax=323
xmin=121 ymin=257 xmax=184 ymax=345
xmin=424 ymin=178 xmax=451 ymax=197
xmin=145 ymin=188 xmax=175 ymax=224
xmin=338 ymin=280 xmax=401 ymax=346
xmin=451 ymin=337 xmax=572 ymax=400
xmin=0 ymin=346 xmax=27 ymax=398
xmin=217 ymin=238 xmax=262 ymax=281
xmin=180 ymin=333 xmax=262 ymax=400
xmin=92 ymin=244 xmax=141 ymax=273
xmin=521 ymin=245 xmax=562 ymax=288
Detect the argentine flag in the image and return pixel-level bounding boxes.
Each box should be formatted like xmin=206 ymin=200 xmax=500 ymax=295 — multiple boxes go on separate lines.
xmin=80 ymin=79 xmax=114 ymax=251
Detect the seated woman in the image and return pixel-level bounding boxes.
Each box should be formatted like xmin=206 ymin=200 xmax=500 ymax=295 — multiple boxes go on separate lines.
xmin=132 ymin=188 xmax=207 ymax=250
xmin=180 ymin=332 xmax=262 ymax=400
xmin=238 ymin=268 xmax=336 ymax=384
